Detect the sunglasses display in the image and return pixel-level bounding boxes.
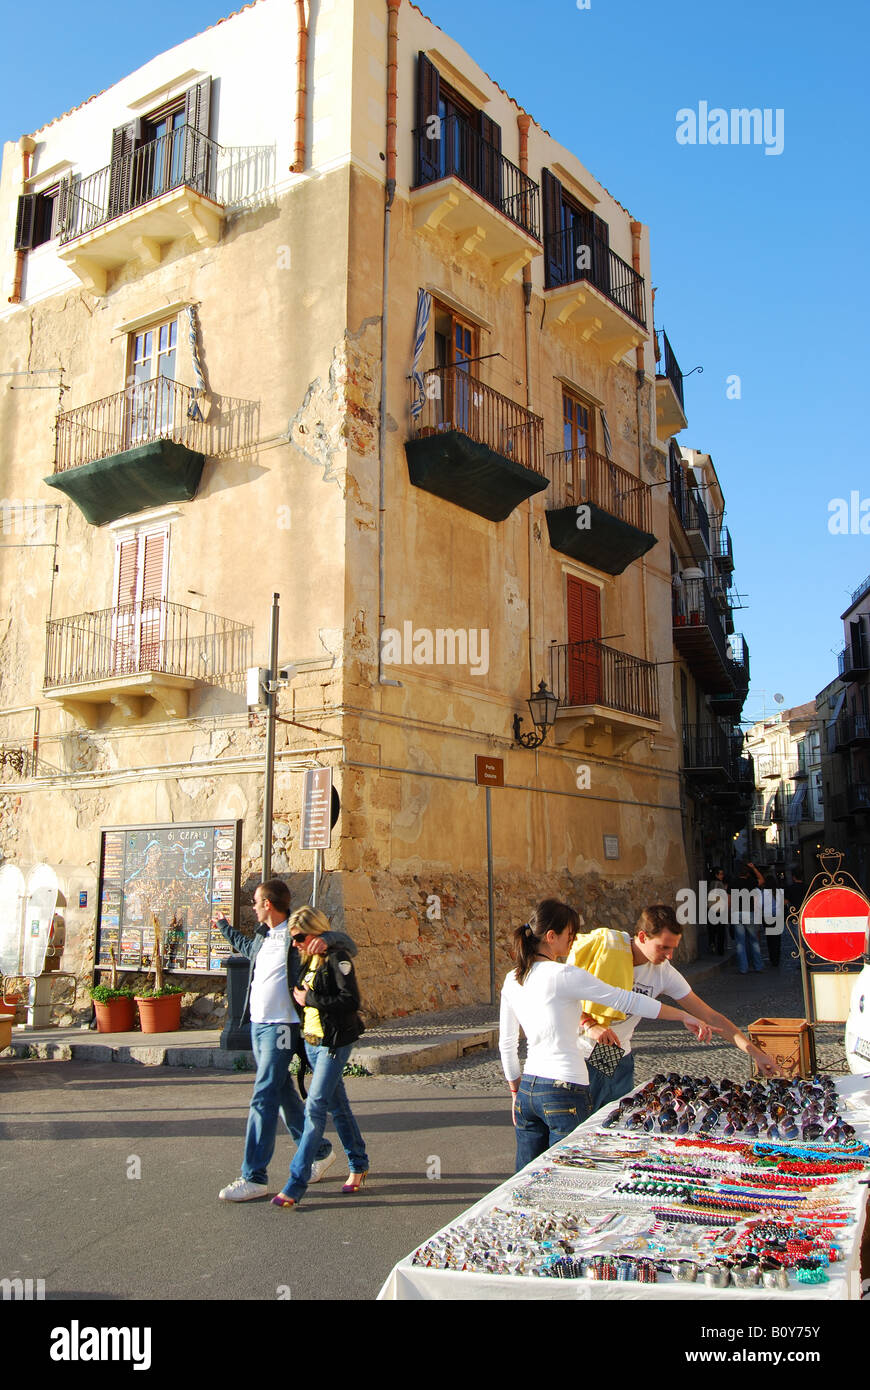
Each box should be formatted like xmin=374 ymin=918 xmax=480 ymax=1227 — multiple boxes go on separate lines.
xmin=406 ymin=1074 xmax=868 ymax=1292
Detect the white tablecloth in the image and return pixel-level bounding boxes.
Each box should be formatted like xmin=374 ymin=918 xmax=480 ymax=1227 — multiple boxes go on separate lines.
xmin=378 ymin=1076 xmax=870 ymax=1301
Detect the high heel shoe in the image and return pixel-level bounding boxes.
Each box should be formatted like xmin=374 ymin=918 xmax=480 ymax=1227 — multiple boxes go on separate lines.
xmin=341 ymin=1171 xmax=369 ymax=1193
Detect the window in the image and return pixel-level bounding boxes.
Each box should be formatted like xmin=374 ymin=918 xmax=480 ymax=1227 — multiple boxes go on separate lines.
xmin=432 ymin=300 xmax=478 ymax=432
xmin=566 ymin=575 xmax=601 ymax=705
xmin=415 ymin=53 xmax=502 ymax=206
xmin=113 ymin=527 xmax=170 ymax=673
xmin=561 ymin=389 xmax=596 ymax=503
xmin=14 ymin=180 xmax=72 ymax=251
xmin=108 ymin=78 xmax=212 ymax=219
xmin=542 ymin=168 xmax=610 ymax=292
xmin=126 ymin=316 xmax=177 ymax=445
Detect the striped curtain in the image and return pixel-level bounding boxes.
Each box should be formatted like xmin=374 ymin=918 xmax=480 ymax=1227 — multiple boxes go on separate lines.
xmin=600 ymin=409 xmax=613 ymax=460
xmin=410 ymin=288 xmax=432 ymax=420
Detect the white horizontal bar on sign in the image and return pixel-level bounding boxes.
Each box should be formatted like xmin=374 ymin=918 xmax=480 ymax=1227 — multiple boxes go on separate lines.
xmin=803 ymin=916 xmax=869 ymax=933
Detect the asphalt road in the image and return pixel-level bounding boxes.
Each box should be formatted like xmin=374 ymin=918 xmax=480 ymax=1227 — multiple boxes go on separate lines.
xmin=0 ymin=958 xmax=855 ymax=1303
xmin=0 ymin=1061 xmax=514 ymax=1301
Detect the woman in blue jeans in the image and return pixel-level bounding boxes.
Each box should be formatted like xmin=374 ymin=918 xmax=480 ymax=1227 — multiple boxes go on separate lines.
xmin=271 ymin=906 xmax=369 ymax=1207
xmin=499 ymin=900 xmax=712 ymax=1172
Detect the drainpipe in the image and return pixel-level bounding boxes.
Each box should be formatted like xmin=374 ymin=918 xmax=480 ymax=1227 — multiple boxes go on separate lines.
xmin=518 ymin=113 xmax=535 ymax=689
xmin=378 ymin=0 xmax=401 ymax=686
xmin=290 ymin=1 xmax=309 ymax=173
xmin=8 ymin=136 xmax=36 ymax=305
xmin=630 ymin=219 xmax=651 ymax=661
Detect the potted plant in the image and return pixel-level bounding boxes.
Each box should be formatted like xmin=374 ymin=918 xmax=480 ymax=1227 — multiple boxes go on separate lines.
xmin=134 ymin=917 xmax=185 ymax=1033
xmin=90 ymin=950 xmax=136 ymax=1032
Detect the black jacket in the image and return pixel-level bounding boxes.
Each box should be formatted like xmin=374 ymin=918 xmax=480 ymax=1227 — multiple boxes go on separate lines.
xmin=302 ymin=945 xmax=365 ymax=1053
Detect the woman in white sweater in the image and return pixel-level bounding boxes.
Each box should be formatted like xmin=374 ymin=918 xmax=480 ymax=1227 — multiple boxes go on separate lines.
xmin=500 ymin=899 xmax=713 ymax=1171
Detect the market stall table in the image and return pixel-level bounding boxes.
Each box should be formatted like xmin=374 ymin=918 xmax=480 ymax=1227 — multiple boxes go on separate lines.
xmin=378 ymin=1075 xmax=870 ymax=1300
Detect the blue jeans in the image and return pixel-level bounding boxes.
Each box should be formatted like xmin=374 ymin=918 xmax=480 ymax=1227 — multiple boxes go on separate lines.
xmin=280 ymin=1039 xmax=369 ymax=1200
xmin=735 ymin=921 xmax=763 ymax=973
xmin=242 ymin=1022 xmax=331 ymax=1185
xmin=587 ymin=1051 xmax=635 ymax=1117
xmin=513 ymin=1074 xmax=590 ymax=1172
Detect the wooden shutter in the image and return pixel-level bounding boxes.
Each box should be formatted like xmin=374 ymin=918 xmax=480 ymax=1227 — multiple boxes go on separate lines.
xmin=139 ymin=531 xmax=167 ymax=667
xmin=108 ymin=122 xmax=138 ymax=218
xmin=14 ymin=194 xmax=38 ymax=251
xmin=141 ymin=532 xmax=167 ymax=600
xmin=115 ymin=537 xmax=139 ymax=608
xmin=567 ymin=576 xmax=601 ymax=705
xmin=541 ymin=168 xmax=564 ymax=288
xmin=477 ymin=111 xmax=502 ymax=207
xmin=184 ymin=78 xmax=213 ymax=190
xmin=416 ymin=52 xmax=441 ymax=185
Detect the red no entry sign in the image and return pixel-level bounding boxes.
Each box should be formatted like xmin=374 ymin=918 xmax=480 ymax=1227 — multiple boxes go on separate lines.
xmin=800 ymin=886 xmax=869 ymax=963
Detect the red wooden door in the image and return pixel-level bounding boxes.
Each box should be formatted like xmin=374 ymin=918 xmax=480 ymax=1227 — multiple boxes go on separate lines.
xmin=567 ymin=576 xmax=601 ymax=705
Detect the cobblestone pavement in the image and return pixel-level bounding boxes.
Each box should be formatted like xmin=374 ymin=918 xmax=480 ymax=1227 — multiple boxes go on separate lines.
xmin=374 ymin=954 xmax=850 ymax=1094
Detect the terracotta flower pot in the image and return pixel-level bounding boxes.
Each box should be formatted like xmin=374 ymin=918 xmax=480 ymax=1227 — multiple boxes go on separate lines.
xmin=135 ymin=994 xmax=183 ymax=1034
xmin=94 ymin=996 xmax=136 ymax=1033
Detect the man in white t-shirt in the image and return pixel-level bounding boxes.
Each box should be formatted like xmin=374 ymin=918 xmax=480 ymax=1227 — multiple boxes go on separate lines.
xmin=571 ymin=905 xmax=777 ymax=1115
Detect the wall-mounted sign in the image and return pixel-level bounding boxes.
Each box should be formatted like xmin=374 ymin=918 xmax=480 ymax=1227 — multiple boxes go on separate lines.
xmin=603 ymin=835 xmax=620 ymax=860
xmin=96 ymin=821 xmax=242 ymax=974
xmin=475 ymin=756 xmax=505 ymax=787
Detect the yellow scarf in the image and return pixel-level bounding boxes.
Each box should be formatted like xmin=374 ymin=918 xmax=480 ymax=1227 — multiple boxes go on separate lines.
xmin=566 ymin=927 xmax=633 ymax=1025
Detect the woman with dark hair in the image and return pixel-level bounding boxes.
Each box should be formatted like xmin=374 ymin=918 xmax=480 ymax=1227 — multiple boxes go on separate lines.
xmin=499 ymin=899 xmax=713 ymax=1171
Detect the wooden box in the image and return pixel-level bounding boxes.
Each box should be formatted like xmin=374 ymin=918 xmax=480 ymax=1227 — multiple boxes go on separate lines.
xmin=747 ymin=1017 xmax=817 ymax=1079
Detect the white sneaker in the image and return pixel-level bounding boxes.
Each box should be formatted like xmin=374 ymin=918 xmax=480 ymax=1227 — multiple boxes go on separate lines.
xmin=218 ymin=1178 xmax=268 ymax=1202
xmin=309 ymin=1150 xmax=336 ymax=1183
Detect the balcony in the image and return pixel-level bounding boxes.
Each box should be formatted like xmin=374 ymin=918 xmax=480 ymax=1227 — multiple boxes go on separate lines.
xmin=682 ymin=723 xmax=731 ymax=784
xmin=672 ymin=577 xmax=735 ymax=693
xmin=755 ymin=757 xmax=781 ymax=781
xmin=838 ymin=640 xmax=870 ymax=682
xmin=57 ymin=129 xmax=274 ymax=294
xmin=46 ymin=380 xmax=258 ymax=526
xmin=544 ymin=447 xmax=656 ymax=574
xmin=411 ymin=114 xmax=541 ymax=283
xmin=834 ymin=713 xmax=870 ymax=750
xmin=709 ymin=633 xmax=750 ymax=717
xmin=406 ymin=365 xmax=546 ymax=521
xmin=548 ymin=639 xmax=659 ymax=753
xmin=542 ymin=226 xmax=646 ymax=361
xmin=831 ymin=782 xmax=870 ymax=821
xmin=43 ymin=600 xmax=252 ymax=726
xmin=654 ymin=330 xmax=687 ymax=437
xmin=710 ymin=522 xmax=734 ymax=573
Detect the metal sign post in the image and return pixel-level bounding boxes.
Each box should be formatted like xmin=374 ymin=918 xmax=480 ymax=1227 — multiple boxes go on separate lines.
xmin=475 ymin=756 xmax=504 ymax=1007
xmin=261 ymin=593 xmax=280 ymax=882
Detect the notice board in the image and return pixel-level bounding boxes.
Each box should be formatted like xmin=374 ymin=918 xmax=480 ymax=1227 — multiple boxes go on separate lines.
xmin=96 ymin=821 xmax=242 ymax=974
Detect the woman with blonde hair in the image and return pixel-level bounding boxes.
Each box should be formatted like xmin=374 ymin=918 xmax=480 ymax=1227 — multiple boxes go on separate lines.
xmin=271 ymin=905 xmax=369 ymax=1207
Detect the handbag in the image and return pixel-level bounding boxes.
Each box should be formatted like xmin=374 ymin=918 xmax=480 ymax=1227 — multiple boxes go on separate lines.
xmin=587 ymin=1040 xmax=625 ymax=1077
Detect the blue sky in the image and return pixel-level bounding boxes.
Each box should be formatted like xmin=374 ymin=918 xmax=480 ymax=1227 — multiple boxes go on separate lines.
xmin=3 ymin=0 xmax=868 ymax=722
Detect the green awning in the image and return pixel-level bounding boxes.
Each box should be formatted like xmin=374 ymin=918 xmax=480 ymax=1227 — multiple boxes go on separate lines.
xmin=45 ymin=439 xmax=205 ymax=526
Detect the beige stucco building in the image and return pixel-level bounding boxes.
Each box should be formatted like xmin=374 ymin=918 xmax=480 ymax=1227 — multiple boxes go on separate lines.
xmin=0 ymin=0 xmax=726 ymax=1023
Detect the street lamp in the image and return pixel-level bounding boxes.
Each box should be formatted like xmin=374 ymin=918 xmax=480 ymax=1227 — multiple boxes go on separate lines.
xmin=513 ymin=679 xmax=559 ymax=749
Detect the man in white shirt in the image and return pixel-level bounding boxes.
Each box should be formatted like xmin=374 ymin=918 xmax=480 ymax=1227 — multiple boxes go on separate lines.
xmin=573 ymin=905 xmax=777 ymax=1115
xmin=214 ymin=879 xmax=355 ymax=1201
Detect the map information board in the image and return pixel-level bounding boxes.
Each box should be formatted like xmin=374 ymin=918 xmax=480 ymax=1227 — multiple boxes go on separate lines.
xmin=96 ymin=821 xmax=241 ymax=974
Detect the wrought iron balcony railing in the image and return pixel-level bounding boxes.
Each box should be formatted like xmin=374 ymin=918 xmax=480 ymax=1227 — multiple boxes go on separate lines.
xmin=655 ymin=329 xmax=684 ymax=410
xmin=546 ymin=446 xmax=651 ymax=532
xmin=544 ymin=224 xmax=646 ymax=326
xmin=682 ymin=723 xmax=731 ymax=774
xmin=710 ymin=523 xmax=733 ymax=567
xmin=44 ymin=600 xmax=252 ymax=689
xmin=59 ymin=128 xmax=275 ymax=243
xmin=411 ymin=365 xmax=545 ymax=475
xmin=549 ymin=639 xmax=659 ymax=720
xmin=55 ymin=378 xmax=204 ymax=472
xmin=838 ymin=640 xmax=870 ymax=680
xmin=412 ymin=113 xmax=540 ymax=240
xmin=672 ymin=576 xmax=729 ymax=666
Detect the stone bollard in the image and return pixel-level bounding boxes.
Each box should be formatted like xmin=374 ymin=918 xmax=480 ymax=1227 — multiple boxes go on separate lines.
xmin=220 ymin=954 xmax=252 ymax=1051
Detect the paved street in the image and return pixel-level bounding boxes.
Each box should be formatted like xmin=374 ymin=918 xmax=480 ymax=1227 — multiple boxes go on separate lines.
xmin=0 ymin=953 xmax=854 ymax=1302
